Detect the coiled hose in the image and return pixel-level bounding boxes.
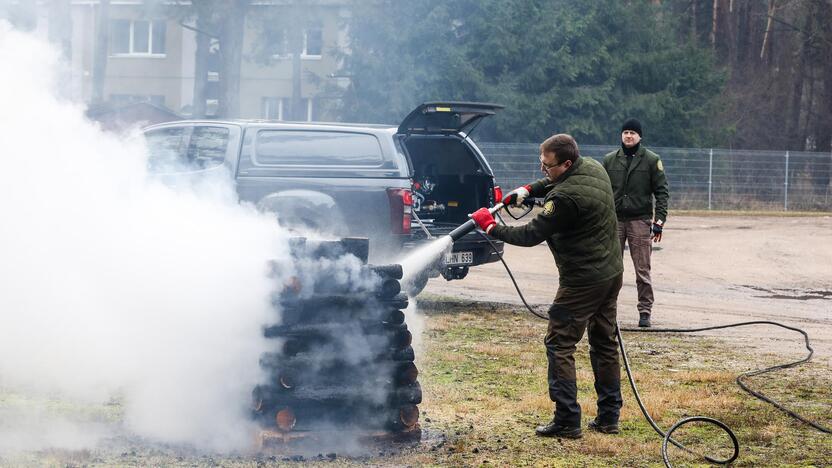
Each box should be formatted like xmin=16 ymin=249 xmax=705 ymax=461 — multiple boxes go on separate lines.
xmin=477 ymin=231 xmax=829 ymax=467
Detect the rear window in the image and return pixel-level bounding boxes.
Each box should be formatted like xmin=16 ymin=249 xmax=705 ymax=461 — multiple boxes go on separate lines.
xmin=144 ymin=126 xmax=229 ymax=171
xmin=255 ymin=130 xmax=383 ymax=166
xmin=188 ymin=127 xmax=229 ymax=169
xmin=145 ymin=127 xmax=186 ymax=170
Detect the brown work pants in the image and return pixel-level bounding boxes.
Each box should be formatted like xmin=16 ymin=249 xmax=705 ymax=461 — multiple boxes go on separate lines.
xmin=618 ymin=218 xmax=654 ymax=314
xmin=545 ymin=273 xmax=623 ymax=427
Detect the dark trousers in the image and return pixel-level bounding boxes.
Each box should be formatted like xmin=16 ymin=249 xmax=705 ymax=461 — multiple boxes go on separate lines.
xmin=618 ymin=219 xmax=654 ymax=314
xmin=545 ymin=273 xmax=623 ymax=426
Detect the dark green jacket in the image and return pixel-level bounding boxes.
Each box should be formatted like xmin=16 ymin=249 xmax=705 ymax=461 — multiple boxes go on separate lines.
xmin=491 ymin=157 xmax=623 ymax=287
xmin=602 ymin=146 xmax=669 ymax=223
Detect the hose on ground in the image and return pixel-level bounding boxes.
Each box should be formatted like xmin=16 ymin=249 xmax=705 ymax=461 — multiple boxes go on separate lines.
xmin=476 ymin=231 xmax=829 ymax=467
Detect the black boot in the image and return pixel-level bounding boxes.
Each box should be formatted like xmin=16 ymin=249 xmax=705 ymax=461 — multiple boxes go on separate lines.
xmin=638 ymin=312 xmax=651 ymax=328
xmin=588 ymin=418 xmax=620 ymax=434
xmin=535 ymin=419 xmax=582 ymax=439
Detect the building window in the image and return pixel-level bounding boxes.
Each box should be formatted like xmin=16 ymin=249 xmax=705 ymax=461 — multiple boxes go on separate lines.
xmin=268 ymin=30 xmax=289 ymax=58
xmin=111 ymin=19 xmax=166 ymax=56
xmin=269 ymin=28 xmax=321 ymax=59
xmin=205 ymin=99 xmax=219 ymax=117
xmin=261 ymin=97 xmax=313 ymax=121
xmin=303 ymin=28 xmax=322 ymax=57
xmin=261 ymin=97 xmax=281 ymax=120
xmin=280 ymin=97 xmax=313 ymax=121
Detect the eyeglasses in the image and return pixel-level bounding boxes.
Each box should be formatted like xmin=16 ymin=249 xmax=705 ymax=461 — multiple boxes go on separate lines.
xmin=539 ymin=155 xmax=567 ymax=170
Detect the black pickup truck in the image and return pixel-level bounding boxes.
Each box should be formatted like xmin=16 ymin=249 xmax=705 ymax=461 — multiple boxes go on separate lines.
xmin=142 ymin=101 xmax=505 ymax=295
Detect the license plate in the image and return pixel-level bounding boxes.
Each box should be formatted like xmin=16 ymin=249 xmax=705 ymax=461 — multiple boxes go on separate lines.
xmin=445 ymin=251 xmax=473 ymax=265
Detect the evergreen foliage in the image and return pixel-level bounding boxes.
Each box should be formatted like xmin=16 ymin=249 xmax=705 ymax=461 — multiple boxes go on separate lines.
xmin=339 ymin=0 xmax=725 ymax=146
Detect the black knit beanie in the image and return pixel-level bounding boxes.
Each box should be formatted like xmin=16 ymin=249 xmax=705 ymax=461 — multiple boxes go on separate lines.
xmin=621 ymin=118 xmax=642 ymax=137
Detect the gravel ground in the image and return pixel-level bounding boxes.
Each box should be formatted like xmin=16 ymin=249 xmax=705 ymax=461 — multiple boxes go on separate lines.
xmin=423 ymin=214 xmax=832 ymax=368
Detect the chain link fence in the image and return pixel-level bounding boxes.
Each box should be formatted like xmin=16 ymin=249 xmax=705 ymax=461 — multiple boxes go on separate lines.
xmin=479 ymin=142 xmax=832 ymax=212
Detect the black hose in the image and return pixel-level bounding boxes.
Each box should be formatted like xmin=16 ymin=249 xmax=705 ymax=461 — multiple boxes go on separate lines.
xmin=616 ymin=324 xmax=739 ymax=465
xmin=474 ymin=230 xmax=830 ymax=467
xmin=481 ymin=230 xmax=548 ymax=321
xmin=620 ymin=321 xmax=831 ymax=435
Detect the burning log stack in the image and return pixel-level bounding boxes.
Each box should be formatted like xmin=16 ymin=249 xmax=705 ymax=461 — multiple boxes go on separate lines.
xmin=253 ymin=238 xmax=421 ymax=443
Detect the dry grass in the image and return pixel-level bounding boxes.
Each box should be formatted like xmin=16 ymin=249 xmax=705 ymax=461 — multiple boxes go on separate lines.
xmin=1 ymin=300 xmax=830 ymax=467
xmin=673 ymin=209 xmax=831 ymax=217
xmin=404 ymin=302 xmax=832 ymax=467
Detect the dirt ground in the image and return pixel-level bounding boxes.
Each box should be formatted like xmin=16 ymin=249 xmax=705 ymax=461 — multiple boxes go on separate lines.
xmin=2 ymin=214 xmax=828 ymax=467
xmin=423 ymin=213 xmax=832 ymax=368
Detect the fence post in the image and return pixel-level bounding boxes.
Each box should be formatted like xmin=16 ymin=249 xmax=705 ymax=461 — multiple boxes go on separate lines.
xmin=784 ymin=151 xmax=790 ymax=211
xmin=708 ymin=148 xmax=713 ymax=210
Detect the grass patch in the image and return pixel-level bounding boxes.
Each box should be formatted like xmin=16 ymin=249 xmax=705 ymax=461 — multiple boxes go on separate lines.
xmin=1 ymin=301 xmax=829 ymax=467
xmin=405 ymin=301 xmax=831 ymax=467
xmin=672 ymin=209 xmax=831 ymax=217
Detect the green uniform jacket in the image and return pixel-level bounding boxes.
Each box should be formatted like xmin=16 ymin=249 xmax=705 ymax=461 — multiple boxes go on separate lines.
xmin=491 ymin=157 xmax=623 ymax=287
xmin=602 ymin=146 xmax=669 ymax=223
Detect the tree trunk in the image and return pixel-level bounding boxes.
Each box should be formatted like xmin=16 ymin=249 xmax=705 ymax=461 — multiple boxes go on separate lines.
xmin=760 ymin=0 xmax=775 ymax=61
xmin=810 ymin=1 xmax=832 ymax=194
xmin=217 ymin=0 xmax=248 ymax=119
xmin=47 ymin=0 xmax=73 ymax=99
xmin=710 ymin=0 xmax=718 ymax=48
xmin=786 ymin=8 xmax=810 ymax=151
xmin=91 ymin=0 xmax=110 ymax=105
xmin=735 ymin=0 xmax=750 ymax=64
xmin=290 ymin=25 xmax=303 ymax=121
xmin=786 ymin=46 xmax=805 ymax=150
xmin=690 ymin=0 xmax=698 ymax=43
xmin=48 ymin=0 xmax=72 ymax=61
xmin=192 ymin=11 xmax=211 ymax=118
xmin=818 ymin=8 xmax=832 ymax=154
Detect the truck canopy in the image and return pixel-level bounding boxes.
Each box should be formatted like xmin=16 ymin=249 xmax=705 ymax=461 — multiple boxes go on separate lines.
xmin=397 ymin=102 xmax=504 ymax=136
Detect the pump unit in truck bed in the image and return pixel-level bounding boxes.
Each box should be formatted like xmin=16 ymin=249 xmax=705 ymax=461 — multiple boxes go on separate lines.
xmin=142 ymin=102 xmax=505 ymax=294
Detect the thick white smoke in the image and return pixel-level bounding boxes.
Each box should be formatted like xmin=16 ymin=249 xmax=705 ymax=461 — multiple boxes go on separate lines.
xmin=0 ymin=23 xmax=292 ymax=451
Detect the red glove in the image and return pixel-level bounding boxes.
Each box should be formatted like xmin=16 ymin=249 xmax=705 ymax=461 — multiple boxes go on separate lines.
xmin=502 ymin=184 xmax=532 ymax=207
xmin=471 ymin=207 xmax=497 ymax=234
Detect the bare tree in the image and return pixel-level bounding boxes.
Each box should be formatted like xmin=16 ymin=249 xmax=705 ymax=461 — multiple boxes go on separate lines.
xmin=785 ymin=8 xmax=809 ymax=150
xmin=47 ymin=0 xmax=72 ymax=61
xmin=711 ymin=0 xmax=719 ymax=48
xmin=217 ymin=0 xmax=249 ymax=118
xmin=690 ymin=0 xmax=698 ymax=42
xmin=191 ymin=5 xmax=218 ymax=119
xmin=760 ymin=0 xmax=776 ymax=60
xmin=289 ymin=24 xmax=303 ymax=121
xmin=91 ymin=0 xmax=110 ymax=105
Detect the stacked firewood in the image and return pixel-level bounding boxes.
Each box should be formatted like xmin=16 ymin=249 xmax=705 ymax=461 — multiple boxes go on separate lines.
xmin=252 ymin=238 xmax=421 ymax=438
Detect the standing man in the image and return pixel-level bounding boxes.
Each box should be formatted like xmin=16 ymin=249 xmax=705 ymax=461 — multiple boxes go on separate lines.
xmin=471 ymin=134 xmax=624 ymax=439
xmin=602 ymin=119 xmax=669 ymax=328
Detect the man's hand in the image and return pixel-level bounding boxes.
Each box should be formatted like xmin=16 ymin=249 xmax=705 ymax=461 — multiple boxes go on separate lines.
xmin=502 ymin=185 xmax=532 ymax=207
xmin=651 ymin=220 xmax=664 ymax=242
xmin=471 ymin=208 xmax=497 ymax=234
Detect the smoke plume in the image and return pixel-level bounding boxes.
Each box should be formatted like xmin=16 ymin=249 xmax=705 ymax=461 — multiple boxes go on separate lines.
xmin=0 ymin=22 xmax=293 ymax=452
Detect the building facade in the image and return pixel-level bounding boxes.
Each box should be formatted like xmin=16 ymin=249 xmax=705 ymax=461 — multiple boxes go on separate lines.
xmin=32 ymin=0 xmax=349 ymax=121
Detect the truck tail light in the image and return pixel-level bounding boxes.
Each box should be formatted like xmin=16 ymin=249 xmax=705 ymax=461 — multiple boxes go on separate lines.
xmin=494 ymin=186 xmax=503 ymax=205
xmin=387 ymin=188 xmax=412 ymax=235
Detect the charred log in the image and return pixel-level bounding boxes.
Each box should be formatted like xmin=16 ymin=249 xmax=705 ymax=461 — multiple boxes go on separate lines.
xmin=253 ymin=237 xmax=420 ymax=438
xmin=369 ymin=263 xmax=404 ymax=280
